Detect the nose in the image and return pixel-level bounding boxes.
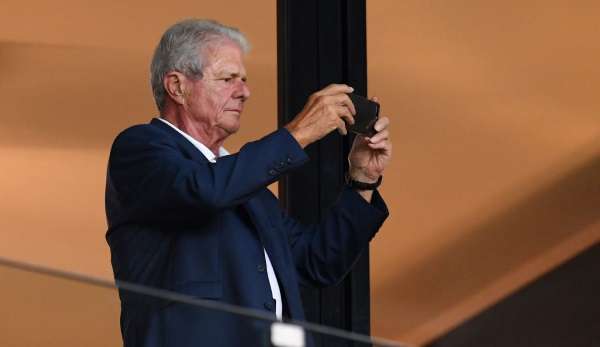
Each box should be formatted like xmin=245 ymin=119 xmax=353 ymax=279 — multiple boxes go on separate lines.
xmin=234 ymin=80 xmax=251 ymax=101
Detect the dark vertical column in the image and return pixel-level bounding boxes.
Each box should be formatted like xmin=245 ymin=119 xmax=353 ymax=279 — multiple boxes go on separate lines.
xmin=277 ymin=0 xmax=369 ymax=345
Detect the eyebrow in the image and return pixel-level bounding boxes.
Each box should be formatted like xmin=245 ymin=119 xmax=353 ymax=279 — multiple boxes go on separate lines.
xmin=221 ymin=71 xmax=247 ymax=81
xmin=233 ymin=73 xmax=247 ymax=81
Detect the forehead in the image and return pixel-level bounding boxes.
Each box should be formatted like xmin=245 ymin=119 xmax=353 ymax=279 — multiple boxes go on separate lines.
xmin=202 ymin=41 xmax=246 ymax=75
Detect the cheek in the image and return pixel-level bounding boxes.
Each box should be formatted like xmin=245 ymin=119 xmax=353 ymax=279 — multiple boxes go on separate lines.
xmin=215 ymin=88 xmax=236 ymax=109
xmin=195 ymin=91 xmax=220 ymax=113
xmin=191 ymin=83 xmax=234 ymax=116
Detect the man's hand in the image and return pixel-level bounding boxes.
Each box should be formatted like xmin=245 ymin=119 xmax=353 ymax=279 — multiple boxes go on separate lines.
xmin=285 ymin=84 xmax=356 ymax=148
xmin=348 ymin=98 xmax=391 ymax=201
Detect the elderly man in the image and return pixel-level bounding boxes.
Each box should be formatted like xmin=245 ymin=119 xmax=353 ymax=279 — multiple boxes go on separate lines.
xmin=106 ymin=19 xmax=391 ymax=347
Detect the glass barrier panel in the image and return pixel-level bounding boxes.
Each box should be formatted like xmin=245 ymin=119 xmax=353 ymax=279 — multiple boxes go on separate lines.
xmin=0 ymin=261 xmax=121 ymax=346
xmin=0 ymin=259 xmax=406 ymax=347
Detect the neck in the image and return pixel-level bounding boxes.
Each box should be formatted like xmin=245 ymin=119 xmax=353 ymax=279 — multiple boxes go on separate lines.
xmin=161 ymin=106 xmax=227 ymax=155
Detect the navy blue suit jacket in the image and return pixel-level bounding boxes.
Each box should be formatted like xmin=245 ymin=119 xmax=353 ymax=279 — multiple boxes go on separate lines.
xmin=105 ymin=118 xmax=389 ymax=346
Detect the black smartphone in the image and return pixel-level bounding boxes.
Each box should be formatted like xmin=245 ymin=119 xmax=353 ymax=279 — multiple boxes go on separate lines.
xmin=347 ymin=93 xmax=380 ymax=137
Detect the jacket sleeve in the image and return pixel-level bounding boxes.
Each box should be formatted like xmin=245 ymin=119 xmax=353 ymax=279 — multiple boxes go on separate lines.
xmin=282 ymin=187 xmax=389 ymax=287
xmin=106 ymin=126 xmax=309 ymax=226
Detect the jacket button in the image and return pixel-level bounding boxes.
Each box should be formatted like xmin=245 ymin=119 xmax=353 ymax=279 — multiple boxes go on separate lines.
xmin=278 ymin=161 xmax=285 ymax=168
xmin=264 ymin=300 xmax=274 ymax=311
xmin=268 ymin=169 xmax=277 ymax=176
xmin=287 ymin=157 xmax=292 ymax=163
xmin=257 ymin=264 xmax=266 ymax=272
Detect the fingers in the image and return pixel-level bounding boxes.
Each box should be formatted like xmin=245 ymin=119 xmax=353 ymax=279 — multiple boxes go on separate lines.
xmin=363 ymin=116 xmax=390 ymax=146
xmin=373 ymin=116 xmax=389 ymax=132
xmin=336 ymin=118 xmax=348 ymax=136
xmin=334 ymin=105 xmax=355 ymax=125
xmin=311 ymin=91 xmax=356 ymax=115
xmin=315 ymin=84 xmax=354 ymax=97
xmin=294 ymin=84 xmax=360 ymax=144
xmin=310 ymin=85 xmax=356 ymax=113
xmin=368 ymin=139 xmax=392 ymax=152
xmin=364 ymin=117 xmax=390 ymax=142
xmin=337 ymin=93 xmax=356 ymax=115
xmin=368 ymin=129 xmax=388 ymax=144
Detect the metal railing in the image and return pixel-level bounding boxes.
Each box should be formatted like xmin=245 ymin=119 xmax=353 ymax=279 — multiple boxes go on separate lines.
xmin=0 ymin=256 xmax=409 ymax=347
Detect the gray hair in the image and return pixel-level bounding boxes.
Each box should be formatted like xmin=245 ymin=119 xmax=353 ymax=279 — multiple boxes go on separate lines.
xmin=150 ymin=19 xmax=250 ymax=112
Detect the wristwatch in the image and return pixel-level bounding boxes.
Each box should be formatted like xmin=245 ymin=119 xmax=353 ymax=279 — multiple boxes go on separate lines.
xmin=345 ymin=173 xmax=382 ymax=191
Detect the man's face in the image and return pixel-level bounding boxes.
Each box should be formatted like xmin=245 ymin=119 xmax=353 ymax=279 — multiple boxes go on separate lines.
xmin=186 ymin=41 xmax=250 ymax=137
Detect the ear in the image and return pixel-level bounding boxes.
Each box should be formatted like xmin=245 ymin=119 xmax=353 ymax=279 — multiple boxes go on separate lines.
xmin=163 ymin=71 xmax=189 ymax=106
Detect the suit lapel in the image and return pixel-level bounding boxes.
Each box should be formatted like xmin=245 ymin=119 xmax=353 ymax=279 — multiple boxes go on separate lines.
xmin=152 ymin=116 xmax=293 ymax=297
xmin=243 ymin=196 xmax=291 ymax=291
xmin=244 ymin=197 xmax=277 ymax=256
xmin=150 ymin=118 xmax=211 ymax=163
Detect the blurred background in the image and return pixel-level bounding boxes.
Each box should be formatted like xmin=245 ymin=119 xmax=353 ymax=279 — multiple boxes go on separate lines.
xmin=1 ymin=0 xmax=599 ymax=345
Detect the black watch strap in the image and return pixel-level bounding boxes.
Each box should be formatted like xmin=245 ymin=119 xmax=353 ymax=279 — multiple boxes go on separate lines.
xmin=345 ymin=173 xmax=382 ymax=191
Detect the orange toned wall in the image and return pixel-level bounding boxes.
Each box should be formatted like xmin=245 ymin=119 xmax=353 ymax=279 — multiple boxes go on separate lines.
xmin=0 ymin=1 xmax=277 ymax=274
xmin=367 ymin=1 xmax=600 ymax=345
xmin=2 ymin=1 xmax=600 ymax=346
xmin=0 ymin=1 xmax=277 ymax=345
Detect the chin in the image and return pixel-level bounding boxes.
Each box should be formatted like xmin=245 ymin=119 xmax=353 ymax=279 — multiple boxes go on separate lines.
xmin=220 ymin=122 xmax=240 ymax=135
xmin=217 ymin=113 xmax=241 ymax=136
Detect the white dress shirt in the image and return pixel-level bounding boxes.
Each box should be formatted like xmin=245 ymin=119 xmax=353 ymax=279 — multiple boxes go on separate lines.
xmin=157 ymin=117 xmax=283 ymax=320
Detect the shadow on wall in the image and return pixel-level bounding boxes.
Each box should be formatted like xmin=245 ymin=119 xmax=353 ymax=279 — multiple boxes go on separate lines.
xmin=426 ymin=239 xmax=600 ymax=347
xmin=0 ymin=41 xmax=276 ymax=150
xmin=0 ymin=41 xmax=155 ymax=148
xmin=372 ymin=149 xmax=600 ymax=342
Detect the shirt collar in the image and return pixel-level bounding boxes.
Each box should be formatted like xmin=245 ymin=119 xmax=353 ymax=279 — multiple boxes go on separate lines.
xmin=156 ymin=117 xmax=229 ymax=163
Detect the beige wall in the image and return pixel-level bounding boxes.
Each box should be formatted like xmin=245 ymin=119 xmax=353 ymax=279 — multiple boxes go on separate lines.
xmin=367 ymin=1 xmax=600 ymax=344
xmin=0 ymin=1 xmax=276 ymax=345
xmin=1 ymin=1 xmax=600 ymax=346
xmin=0 ymin=0 xmax=277 ymax=276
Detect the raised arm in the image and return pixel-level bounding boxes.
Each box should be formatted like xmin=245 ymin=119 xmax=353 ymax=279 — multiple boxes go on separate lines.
xmin=281 ymin=187 xmax=389 ymax=287
xmin=106 ymin=125 xmax=308 ymax=226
